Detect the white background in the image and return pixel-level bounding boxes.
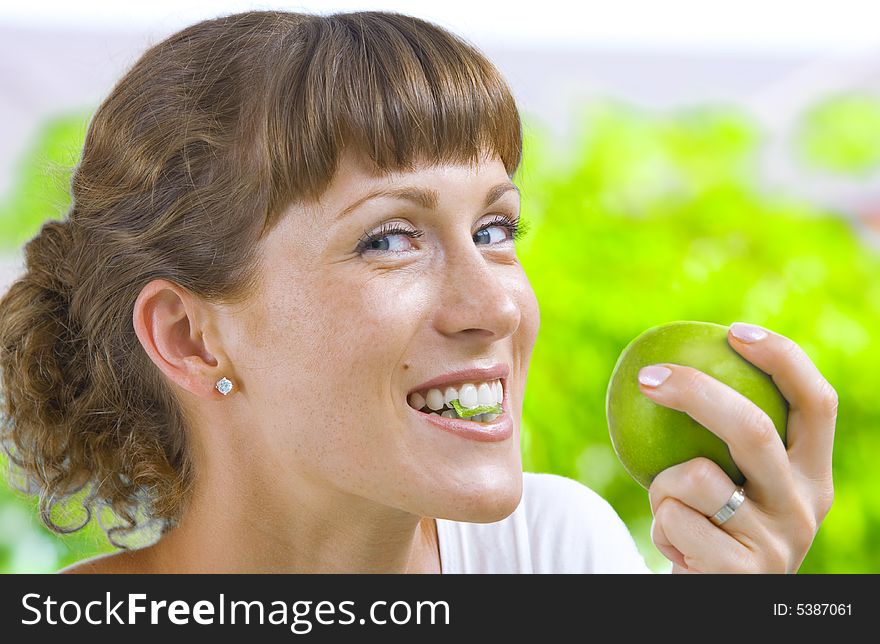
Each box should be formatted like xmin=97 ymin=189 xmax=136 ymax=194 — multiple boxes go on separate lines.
xmin=3 ymin=0 xmax=880 ymax=288
xmin=1 ymin=0 xmax=879 ymax=55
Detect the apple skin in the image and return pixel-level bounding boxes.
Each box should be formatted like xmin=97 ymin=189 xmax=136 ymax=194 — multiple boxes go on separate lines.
xmin=605 ymin=321 xmax=788 ymax=489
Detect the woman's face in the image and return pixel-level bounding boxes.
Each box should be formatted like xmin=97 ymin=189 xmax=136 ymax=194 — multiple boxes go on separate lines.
xmin=219 ymin=148 xmax=540 ymax=522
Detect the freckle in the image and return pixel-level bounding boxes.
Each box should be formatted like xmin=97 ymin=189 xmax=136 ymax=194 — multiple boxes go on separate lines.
xmin=403 ymin=363 xmax=410 ymax=370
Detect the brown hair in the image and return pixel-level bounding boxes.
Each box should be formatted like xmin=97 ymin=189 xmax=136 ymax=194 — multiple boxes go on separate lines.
xmin=0 ymin=10 xmax=523 ymax=547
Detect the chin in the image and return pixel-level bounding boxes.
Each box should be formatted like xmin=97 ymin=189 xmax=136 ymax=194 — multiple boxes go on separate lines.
xmin=438 ymin=465 xmax=524 ymax=524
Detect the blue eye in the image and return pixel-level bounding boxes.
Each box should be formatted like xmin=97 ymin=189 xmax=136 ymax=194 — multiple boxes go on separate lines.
xmin=473 ymin=214 xmax=528 ymax=245
xmin=363 ymin=234 xmax=412 ymax=252
xmin=356 ymin=214 xmax=529 ymax=256
xmin=356 ymin=224 xmax=423 ymax=255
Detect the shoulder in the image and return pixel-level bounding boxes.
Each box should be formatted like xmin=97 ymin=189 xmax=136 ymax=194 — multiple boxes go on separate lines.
xmin=437 ymin=472 xmax=653 ymax=573
xmin=520 ymin=472 xmax=652 ymax=573
xmin=521 ymin=472 xmax=628 ymax=532
xmin=522 ymin=471 xmax=614 ymax=517
xmin=58 ymin=549 xmax=152 ymax=574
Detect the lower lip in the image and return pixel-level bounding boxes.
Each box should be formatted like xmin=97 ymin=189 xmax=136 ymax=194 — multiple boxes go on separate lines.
xmin=408 ymin=380 xmax=513 ymax=443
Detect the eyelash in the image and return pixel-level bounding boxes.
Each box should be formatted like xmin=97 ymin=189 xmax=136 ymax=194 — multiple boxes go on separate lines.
xmin=355 ymin=214 xmax=530 ymax=255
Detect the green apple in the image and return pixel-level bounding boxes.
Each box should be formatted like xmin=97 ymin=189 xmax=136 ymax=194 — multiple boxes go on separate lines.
xmin=605 ymin=321 xmax=788 ymax=489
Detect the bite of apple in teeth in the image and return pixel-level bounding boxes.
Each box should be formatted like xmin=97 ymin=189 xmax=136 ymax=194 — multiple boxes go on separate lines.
xmin=407 ymin=379 xmax=504 ymax=423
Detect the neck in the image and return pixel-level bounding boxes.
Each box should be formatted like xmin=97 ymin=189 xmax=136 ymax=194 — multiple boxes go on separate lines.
xmin=144 ymin=456 xmax=441 ymax=574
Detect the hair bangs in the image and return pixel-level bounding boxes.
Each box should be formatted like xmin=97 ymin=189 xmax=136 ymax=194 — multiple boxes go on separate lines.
xmin=265 ymin=11 xmax=523 ymax=213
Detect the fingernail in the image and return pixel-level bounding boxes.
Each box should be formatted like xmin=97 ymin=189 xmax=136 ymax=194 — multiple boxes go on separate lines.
xmin=730 ymin=322 xmax=768 ymax=343
xmin=638 ymin=365 xmax=672 ymax=387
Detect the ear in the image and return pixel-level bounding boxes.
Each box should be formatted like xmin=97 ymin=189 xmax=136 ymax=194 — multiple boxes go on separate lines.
xmin=133 ymin=279 xmax=229 ymax=399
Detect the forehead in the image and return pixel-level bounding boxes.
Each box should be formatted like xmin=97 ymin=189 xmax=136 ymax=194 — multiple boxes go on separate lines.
xmin=319 ymin=147 xmax=510 ymax=210
xmin=260 ymin=147 xmax=517 ymax=277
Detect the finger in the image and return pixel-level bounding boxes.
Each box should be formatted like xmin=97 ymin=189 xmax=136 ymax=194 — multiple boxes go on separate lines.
xmin=649 ymin=457 xmax=752 ymax=538
xmin=650 ymin=512 xmax=688 ymax=569
xmin=727 ymin=322 xmax=837 ymax=482
xmin=638 ymin=363 xmax=796 ymax=512
xmin=654 ymin=497 xmax=755 ymax=573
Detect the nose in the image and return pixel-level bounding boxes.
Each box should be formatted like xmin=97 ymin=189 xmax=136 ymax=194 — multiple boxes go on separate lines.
xmin=432 ymin=241 xmax=521 ymax=343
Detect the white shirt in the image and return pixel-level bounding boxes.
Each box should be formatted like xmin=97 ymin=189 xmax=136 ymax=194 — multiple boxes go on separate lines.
xmin=436 ymin=472 xmax=653 ymax=573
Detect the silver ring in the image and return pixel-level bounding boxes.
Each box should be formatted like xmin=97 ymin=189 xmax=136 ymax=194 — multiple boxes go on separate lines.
xmin=709 ymin=487 xmax=745 ymax=526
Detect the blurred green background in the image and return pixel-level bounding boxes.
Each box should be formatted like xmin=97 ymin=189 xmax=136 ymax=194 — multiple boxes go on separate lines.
xmin=2 ymin=95 xmax=879 ymax=573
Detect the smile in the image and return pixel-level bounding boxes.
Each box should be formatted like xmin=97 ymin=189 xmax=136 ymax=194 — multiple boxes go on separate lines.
xmin=407 ymin=379 xmax=504 ymax=423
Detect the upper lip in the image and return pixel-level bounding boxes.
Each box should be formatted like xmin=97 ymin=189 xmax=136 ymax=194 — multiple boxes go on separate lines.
xmin=408 ymin=363 xmax=510 ymax=395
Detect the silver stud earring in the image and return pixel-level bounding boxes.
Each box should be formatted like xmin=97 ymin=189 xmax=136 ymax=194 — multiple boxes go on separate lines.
xmin=215 ymin=377 xmax=234 ymax=396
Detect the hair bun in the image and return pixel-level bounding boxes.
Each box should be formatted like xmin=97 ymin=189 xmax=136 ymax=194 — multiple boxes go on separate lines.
xmin=23 ymin=218 xmax=78 ymax=296
xmin=1 ymin=216 xmax=90 ymax=530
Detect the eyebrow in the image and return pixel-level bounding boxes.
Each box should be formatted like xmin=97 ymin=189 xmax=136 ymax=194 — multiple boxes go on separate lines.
xmin=335 ymin=181 xmax=520 ymax=220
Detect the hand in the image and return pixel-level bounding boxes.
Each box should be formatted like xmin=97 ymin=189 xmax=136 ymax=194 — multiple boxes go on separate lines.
xmin=640 ymin=322 xmax=837 ymax=573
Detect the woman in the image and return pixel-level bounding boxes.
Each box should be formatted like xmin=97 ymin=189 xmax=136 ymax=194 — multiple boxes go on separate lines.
xmin=0 ymin=10 xmax=836 ymax=573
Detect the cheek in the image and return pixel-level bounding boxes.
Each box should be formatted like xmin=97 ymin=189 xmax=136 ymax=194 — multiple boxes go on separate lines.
xmin=245 ymin=271 xmax=430 ymax=433
xmin=314 ymin=271 xmax=431 ymax=383
xmin=509 ymin=268 xmax=540 ymax=419
xmin=514 ymin=268 xmax=541 ymax=353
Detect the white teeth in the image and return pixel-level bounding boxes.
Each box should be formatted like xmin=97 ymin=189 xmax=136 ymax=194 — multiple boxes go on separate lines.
xmin=477 ymin=382 xmax=494 ymax=407
xmin=443 ymin=386 xmax=459 ymax=407
xmin=441 ymin=409 xmax=457 ymax=418
xmin=425 ymin=388 xmax=445 ymax=411
xmin=484 ymin=412 xmax=499 ymax=421
xmin=409 ymin=378 xmax=504 ymax=411
xmin=408 ymin=391 xmax=426 ymax=411
xmin=458 ymin=383 xmax=479 ymax=408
